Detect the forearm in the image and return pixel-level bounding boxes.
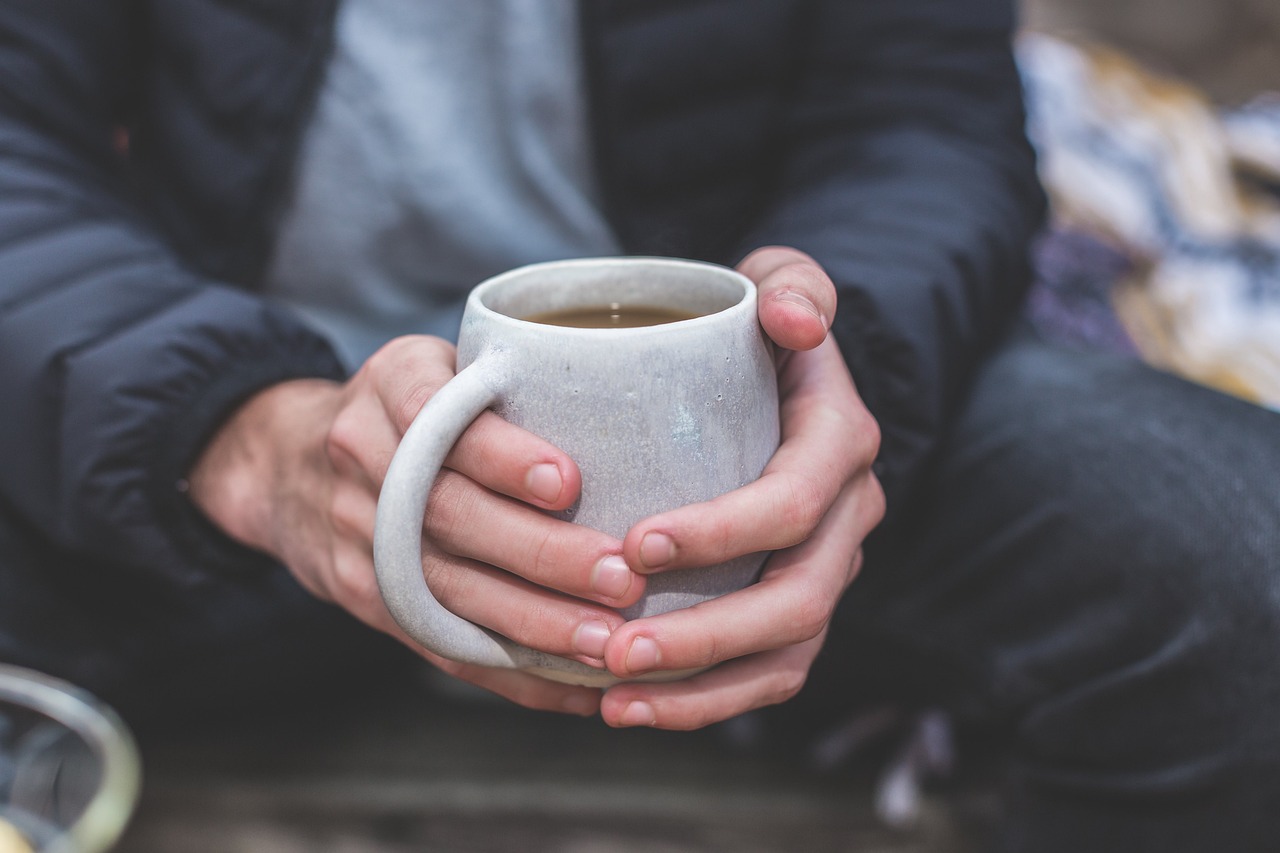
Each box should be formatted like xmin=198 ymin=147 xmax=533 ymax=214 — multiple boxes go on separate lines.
xmin=0 ymin=85 xmax=344 ymax=581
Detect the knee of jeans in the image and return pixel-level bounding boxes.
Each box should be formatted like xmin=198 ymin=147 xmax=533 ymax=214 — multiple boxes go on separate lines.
xmin=1006 ymin=535 xmax=1280 ymax=792
xmin=957 ymin=342 xmax=1279 ymax=631
xmin=919 ymin=339 xmax=1280 ymax=766
xmin=962 ymin=357 xmax=1280 ymax=743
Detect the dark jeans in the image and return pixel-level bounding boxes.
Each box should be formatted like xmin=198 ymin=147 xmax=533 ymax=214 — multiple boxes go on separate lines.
xmin=790 ymin=328 xmax=1280 ymax=851
xmin=2 ymin=329 xmax=1278 ymax=850
xmin=0 ymin=505 xmax=410 ymax=728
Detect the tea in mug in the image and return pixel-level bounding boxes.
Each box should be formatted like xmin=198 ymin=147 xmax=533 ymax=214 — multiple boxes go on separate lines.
xmin=522 ymin=303 xmax=701 ymax=329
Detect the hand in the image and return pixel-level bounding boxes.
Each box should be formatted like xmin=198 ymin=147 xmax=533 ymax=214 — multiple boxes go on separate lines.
xmin=598 ymin=246 xmax=886 ymax=730
xmin=187 ymin=335 xmax=647 ymax=716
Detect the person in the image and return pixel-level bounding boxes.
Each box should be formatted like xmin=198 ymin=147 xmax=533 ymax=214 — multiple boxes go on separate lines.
xmin=0 ymin=1 xmax=1274 ymax=850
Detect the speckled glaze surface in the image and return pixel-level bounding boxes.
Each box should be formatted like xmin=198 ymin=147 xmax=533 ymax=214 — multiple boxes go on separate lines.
xmin=374 ymin=258 xmax=779 ymax=686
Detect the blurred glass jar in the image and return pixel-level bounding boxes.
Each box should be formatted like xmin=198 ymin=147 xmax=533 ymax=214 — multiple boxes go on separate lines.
xmin=0 ymin=665 xmax=140 ymax=853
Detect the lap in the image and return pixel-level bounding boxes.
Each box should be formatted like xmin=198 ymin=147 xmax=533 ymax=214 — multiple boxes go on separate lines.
xmin=790 ymin=329 xmax=1280 ymax=850
xmin=0 ymin=503 xmax=409 ymax=728
xmin=848 ymin=329 xmax=1279 ymax=712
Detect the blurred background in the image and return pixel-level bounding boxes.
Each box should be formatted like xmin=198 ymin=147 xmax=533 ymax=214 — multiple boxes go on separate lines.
xmin=1023 ymin=0 xmax=1279 ymax=104
xmin=1018 ymin=0 xmax=1280 ymax=410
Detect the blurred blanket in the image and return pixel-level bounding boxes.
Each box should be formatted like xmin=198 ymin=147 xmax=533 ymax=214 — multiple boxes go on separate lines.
xmin=1018 ymin=34 xmax=1280 ymax=410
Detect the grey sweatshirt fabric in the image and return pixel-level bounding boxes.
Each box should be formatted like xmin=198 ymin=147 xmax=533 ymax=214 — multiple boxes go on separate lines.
xmin=263 ymin=0 xmax=621 ymax=368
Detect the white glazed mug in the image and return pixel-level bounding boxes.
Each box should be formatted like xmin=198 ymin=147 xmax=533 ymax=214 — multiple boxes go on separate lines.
xmin=373 ymin=257 xmax=780 ymax=686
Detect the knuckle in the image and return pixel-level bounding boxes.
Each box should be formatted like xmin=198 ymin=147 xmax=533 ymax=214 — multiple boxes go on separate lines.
xmin=366 ymin=337 xmax=457 ymax=433
xmin=777 ymin=474 xmax=828 ymax=542
xmin=702 ymin=511 xmax=739 ymax=563
xmin=859 ymin=412 xmax=882 ymax=462
xmin=849 ymin=548 xmax=867 ymax=582
xmin=684 ymin=621 xmax=723 ymax=670
xmin=390 ymin=381 xmax=437 ymax=435
xmin=292 ymin=567 xmax=333 ymax=603
xmin=777 ymin=260 xmax=828 ymax=293
xmin=420 ymin=555 xmax=465 ymax=611
xmin=652 ymin=699 xmax=715 ymax=732
xmin=770 ymin=667 xmax=809 ymax=706
xmin=331 ymin=559 xmax=381 ymax=611
xmin=504 ymin=600 xmax=558 ymax=650
xmin=791 ymin=587 xmax=834 ymax=642
xmin=453 ymin=415 xmax=504 ymax=467
xmin=524 ymin=526 xmax=562 ymax=586
xmin=328 ymin=486 xmax=370 ymax=540
xmin=364 ymin=336 xmax=408 ymax=369
xmin=421 ymin=472 xmax=477 ymax=543
xmin=325 ymin=408 xmax=360 ymax=466
xmin=368 ymin=334 xmax=450 ymax=371
xmin=831 ymin=399 xmax=880 ymax=468
xmin=677 ymin=710 xmax=716 ymax=732
xmin=866 ymin=475 xmax=887 ymax=526
xmin=740 ymin=245 xmax=812 ymax=278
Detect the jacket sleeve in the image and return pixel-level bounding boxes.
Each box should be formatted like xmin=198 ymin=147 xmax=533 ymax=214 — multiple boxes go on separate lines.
xmin=0 ymin=2 xmax=345 ymax=583
xmin=739 ymin=0 xmax=1046 ymax=521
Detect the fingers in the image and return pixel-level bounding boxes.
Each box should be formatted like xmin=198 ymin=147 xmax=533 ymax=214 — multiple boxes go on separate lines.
xmin=331 ymin=335 xmax=583 ymax=512
xmin=336 ymin=562 xmax=605 ymax=717
xmin=447 ymin=409 xmax=584 ymax=512
xmin=330 ymin=336 xmax=639 ymax=604
xmin=422 ymin=470 xmax=644 ymax=609
xmin=331 ymin=530 xmax=605 ymax=715
xmin=428 ymin=655 xmax=604 ymax=717
xmin=605 ymin=474 xmax=881 ymax=682
xmin=600 ymin=631 xmax=828 ymax=730
xmin=623 ymin=338 xmax=879 ymax=572
xmin=738 ymin=246 xmax=837 ymax=352
xmin=319 ymin=334 xmax=642 ymax=678
xmin=598 ymin=477 xmax=881 ymax=731
xmin=246 ymin=335 xmax=613 ymax=717
xmin=322 ymin=513 xmax=628 ymax=669
xmin=319 ymin=472 xmax=636 ymax=666
xmin=421 ymin=547 xmax=629 ymax=666
xmin=326 ymin=389 xmax=398 ymax=492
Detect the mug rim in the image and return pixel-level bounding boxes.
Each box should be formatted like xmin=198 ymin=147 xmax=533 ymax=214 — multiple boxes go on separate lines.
xmin=466 ymin=256 xmax=756 ymax=335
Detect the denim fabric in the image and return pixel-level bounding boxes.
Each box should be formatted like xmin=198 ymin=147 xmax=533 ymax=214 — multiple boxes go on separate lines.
xmin=790 ymin=327 xmax=1280 ymax=851
xmin=0 ymin=507 xmax=408 ymax=729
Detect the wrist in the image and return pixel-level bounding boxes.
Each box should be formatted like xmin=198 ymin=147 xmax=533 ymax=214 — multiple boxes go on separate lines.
xmin=187 ymin=378 xmax=341 ymax=556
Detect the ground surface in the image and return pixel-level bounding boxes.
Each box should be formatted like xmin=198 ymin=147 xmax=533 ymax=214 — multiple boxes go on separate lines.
xmin=114 ymin=674 xmax=1000 ymax=853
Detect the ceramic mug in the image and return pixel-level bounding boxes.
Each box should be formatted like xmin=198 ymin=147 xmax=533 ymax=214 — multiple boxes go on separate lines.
xmin=373 ymin=257 xmax=780 ymax=686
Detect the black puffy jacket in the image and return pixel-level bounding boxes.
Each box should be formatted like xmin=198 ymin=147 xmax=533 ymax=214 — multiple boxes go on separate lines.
xmin=0 ymin=0 xmax=1044 ymax=586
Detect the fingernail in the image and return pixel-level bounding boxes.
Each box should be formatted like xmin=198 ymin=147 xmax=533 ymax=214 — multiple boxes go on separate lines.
xmin=639 ymin=532 xmax=675 ymax=569
xmin=774 ymin=291 xmax=827 ymax=326
xmin=591 ymin=554 xmax=633 ymax=600
xmin=625 ymin=636 xmax=661 ymax=673
xmin=526 ymin=463 xmax=563 ymax=504
xmin=572 ymin=620 xmax=611 ymax=659
xmin=562 ymin=692 xmax=597 ymax=717
xmin=620 ymin=700 xmax=656 ymax=726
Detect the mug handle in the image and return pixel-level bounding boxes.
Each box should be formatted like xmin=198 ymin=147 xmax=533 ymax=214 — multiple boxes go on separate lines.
xmin=373 ymin=356 xmax=611 ymax=682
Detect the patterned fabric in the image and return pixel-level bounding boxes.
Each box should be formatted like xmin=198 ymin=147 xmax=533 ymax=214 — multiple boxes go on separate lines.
xmin=1019 ymin=34 xmax=1280 ymax=409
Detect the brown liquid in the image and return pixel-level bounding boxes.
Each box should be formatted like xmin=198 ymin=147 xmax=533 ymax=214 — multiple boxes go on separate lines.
xmin=522 ymin=303 xmax=702 ymax=328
